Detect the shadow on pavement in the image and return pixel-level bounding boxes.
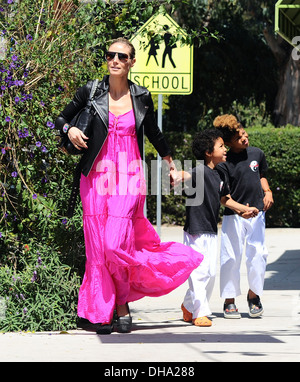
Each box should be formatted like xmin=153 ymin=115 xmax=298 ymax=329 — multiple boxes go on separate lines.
xmin=265 ymin=249 xmax=300 ymax=290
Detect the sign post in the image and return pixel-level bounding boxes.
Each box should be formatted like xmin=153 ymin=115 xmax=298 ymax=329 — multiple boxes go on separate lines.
xmin=130 ymin=12 xmax=194 ymax=236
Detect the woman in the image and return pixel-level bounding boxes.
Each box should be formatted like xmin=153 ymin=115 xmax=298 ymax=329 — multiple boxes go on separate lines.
xmin=55 ymin=38 xmax=203 ymax=334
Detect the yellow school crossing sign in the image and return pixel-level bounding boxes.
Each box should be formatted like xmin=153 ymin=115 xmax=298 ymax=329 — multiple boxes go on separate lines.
xmin=129 ymin=13 xmax=194 ymax=95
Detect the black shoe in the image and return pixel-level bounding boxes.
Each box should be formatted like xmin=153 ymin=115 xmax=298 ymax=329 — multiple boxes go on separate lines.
xmin=223 ymin=303 xmax=241 ymax=319
xmin=247 ymin=294 xmax=264 ymax=318
xmin=96 ymin=322 xmax=113 ymax=335
xmin=77 ymin=317 xmax=113 ymax=334
xmin=116 ymin=303 xmax=132 ymax=333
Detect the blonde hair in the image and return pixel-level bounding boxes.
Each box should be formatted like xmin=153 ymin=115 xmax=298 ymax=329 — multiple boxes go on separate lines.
xmin=213 ymin=114 xmax=242 ymax=143
xmin=109 ymin=37 xmax=136 ymax=59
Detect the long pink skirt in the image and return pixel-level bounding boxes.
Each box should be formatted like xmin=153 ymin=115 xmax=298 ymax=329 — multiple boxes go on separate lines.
xmin=77 ymin=111 xmax=203 ymax=324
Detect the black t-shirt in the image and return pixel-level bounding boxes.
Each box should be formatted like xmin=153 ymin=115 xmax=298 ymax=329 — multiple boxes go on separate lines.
xmin=184 ymin=163 xmax=230 ymax=235
xmin=217 ymin=146 xmax=268 ymax=215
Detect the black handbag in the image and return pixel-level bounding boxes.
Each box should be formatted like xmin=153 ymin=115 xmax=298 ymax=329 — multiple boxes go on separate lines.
xmin=60 ymin=79 xmax=99 ymax=155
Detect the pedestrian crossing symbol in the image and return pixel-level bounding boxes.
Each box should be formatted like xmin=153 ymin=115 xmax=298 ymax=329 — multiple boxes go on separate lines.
xmin=129 ymin=13 xmax=194 ymax=95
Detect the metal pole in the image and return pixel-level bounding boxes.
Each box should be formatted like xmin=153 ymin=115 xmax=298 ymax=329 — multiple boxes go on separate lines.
xmin=156 ymin=94 xmax=163 ymax=237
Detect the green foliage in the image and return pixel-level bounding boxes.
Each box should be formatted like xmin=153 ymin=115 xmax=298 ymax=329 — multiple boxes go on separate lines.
xmin=0 ymin=243 xmax=81 ymax=332
xmin=248 ymin=126 xmax=300 ymax=228
xmin=164 ymin=0 xmax=278 ymax=133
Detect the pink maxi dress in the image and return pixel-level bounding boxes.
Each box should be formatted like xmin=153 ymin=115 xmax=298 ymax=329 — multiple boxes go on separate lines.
xmin=78 ymin=109 xmax=203 ymax=324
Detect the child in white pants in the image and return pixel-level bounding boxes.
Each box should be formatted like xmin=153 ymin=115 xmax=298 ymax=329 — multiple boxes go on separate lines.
xmin=220 ymin=211 xmax=268 ymax=317
xmin=182 ymin=233 xmax=218 ymax=323
xmin=180 ymin=129 xmax=258 ymax=327
xmin=215 ymin=115 xmax=273 ymax=318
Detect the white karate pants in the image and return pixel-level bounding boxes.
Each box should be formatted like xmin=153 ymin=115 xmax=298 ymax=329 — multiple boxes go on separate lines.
xmin=183 ymin=232 xmax=218 ymax=318
xmin=220 ymin=211 xmax=268 ymax=299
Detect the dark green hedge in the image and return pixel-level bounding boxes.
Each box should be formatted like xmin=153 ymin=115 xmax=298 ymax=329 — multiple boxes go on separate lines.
xmin=145 ymin=126 xmax=300 ymax=228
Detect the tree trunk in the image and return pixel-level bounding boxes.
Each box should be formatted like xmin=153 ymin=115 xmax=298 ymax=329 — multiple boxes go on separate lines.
xmin=264 ymin=29 xmax=300 ymax=126
xmin=274 ymin=54 xmax=300 ymax=126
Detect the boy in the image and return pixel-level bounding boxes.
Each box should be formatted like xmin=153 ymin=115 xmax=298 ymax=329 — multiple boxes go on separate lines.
xmin=179 ymin=129 xmax=258 ymax=327
xmin=214 ymin=114 xmax=273 ymax=318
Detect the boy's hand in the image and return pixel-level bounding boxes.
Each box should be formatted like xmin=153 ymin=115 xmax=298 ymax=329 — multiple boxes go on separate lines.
xmin=240 ymin=204 xmax=259 ymax=219
xmin=263 ymin=191 xmax=274 ymax=211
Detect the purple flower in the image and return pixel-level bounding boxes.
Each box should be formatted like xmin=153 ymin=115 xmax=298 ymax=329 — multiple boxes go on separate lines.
xmin=62 ymin=218 xmax=67 ymax=225
xmin=7 ymin=0 xmax=14 ymax=4
xmin=1 ymin=85 xmax=5 ymax=90
xmin=11 ymin=171 xmax=18 ymax=177
xmin=35 ymin=141 xmax=41 ymax=147
xmin=14 ymin=96 xmax=19 ymax=103
xmin=46 ymin=121 xmax=54 ymax=129
xmin=32 ymin=194 xmax=37 ymax=199
xmin=0 ymin=232 xmax=2 ymax=238
xmin=31 ymin=270 xmax=37 ymax=283
xmin=5 ymin=116 xmax=11 ymax=122
xmin=41 ymin=146 xmax=47 ymax=153
xmin=1 ymin=148 xmax=5 ymax=154
xmin=17 ymin=80 xmax=24 ymax=86
xmin=26 ymin=34 xmax=32 ymax=41
xmin=11 ymin=54 xmax=18 ymax=61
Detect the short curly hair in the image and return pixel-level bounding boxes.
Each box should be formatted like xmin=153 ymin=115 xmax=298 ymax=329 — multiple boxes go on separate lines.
xmin=213 ymin=114 xmax=242 ymax=143
xmin=192 ymin=129 xmax=223 ymax=160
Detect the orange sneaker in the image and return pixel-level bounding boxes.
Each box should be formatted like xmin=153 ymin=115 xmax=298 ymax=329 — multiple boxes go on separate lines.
xmin=192 ymin=316 xmax=212 ymax=327
xmin=181 ymin=304 xmax=193 ymax=322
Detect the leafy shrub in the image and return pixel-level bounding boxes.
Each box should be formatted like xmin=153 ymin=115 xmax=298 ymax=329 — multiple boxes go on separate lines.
xmin=248 ymin=126 xmax=300 ymax=227
xmin=0 ymin=242 xmax=81 ymax=332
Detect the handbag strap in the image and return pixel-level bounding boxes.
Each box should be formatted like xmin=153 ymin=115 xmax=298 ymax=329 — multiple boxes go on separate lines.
xmin=88 ymin=79 xmax=99 ymax=102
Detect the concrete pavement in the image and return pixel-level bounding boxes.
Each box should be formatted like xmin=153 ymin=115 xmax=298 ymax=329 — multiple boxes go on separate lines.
xmin=0 ymin=227 xmax=299 ymax=363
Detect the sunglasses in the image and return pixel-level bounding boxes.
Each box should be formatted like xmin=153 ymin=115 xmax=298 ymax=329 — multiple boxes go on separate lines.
xmin=105 ymin=51 xmax=132 ymax=63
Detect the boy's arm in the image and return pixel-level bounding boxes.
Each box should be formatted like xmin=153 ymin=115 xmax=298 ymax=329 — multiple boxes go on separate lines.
xmin=221 ymin=195 xmax=259 ymax=219
xmin=260 ymin=177 xmax=274 ymax=211
xmin=170 ymin=170 xmax=192 ymax=187
xmin=180 ymin=170 xmax=192 ymax=182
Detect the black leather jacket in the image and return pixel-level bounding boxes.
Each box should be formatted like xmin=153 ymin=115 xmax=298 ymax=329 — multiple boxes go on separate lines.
xmin=55 ymin=75 xmax=172 ymax=216
xmin=56 ymin=75 xmax=171 ymax=177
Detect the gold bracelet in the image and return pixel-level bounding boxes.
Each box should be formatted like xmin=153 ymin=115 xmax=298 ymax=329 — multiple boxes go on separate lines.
xmin=264 ymin=188 xmax=272 ymax=193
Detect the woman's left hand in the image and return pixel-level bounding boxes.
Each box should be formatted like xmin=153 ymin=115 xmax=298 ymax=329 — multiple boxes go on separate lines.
xmin=170 ymin=168 xmax=181 ymax=187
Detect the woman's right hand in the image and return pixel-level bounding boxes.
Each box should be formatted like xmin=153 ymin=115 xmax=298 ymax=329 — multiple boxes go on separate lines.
xmin=67 ymin=127 xmax=89 ymax=150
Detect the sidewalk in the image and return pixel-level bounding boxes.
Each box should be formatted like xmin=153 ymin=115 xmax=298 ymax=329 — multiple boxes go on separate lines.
xmin=0 ymin=227 xmax=299 ymax=362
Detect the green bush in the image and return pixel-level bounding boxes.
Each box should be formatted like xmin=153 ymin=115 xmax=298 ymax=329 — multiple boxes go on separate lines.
xmin=0 ymin=242 xmax=81 ymax=332
xmin=145 ymin=126 xmax=300 ymax=228
xmin=248 ymin=125 xmax=300 ymax=227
